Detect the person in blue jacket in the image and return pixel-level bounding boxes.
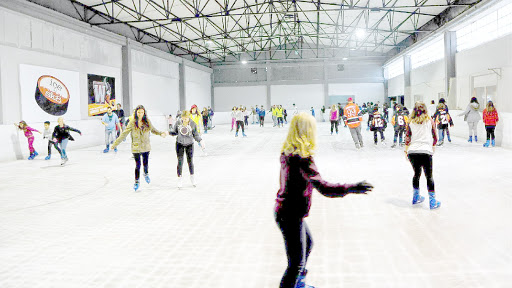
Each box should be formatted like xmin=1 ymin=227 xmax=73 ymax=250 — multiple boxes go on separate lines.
xmin=258 ymin=105 xmax=266 ymax=127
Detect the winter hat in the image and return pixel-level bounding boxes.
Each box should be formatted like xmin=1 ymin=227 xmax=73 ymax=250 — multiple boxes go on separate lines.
xmin=348 ymin=97 xmax=353 ymax=102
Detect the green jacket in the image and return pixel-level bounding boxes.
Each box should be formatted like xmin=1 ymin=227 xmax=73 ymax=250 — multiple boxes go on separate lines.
xmin=112 ymin=119 xmax=162 ymax=153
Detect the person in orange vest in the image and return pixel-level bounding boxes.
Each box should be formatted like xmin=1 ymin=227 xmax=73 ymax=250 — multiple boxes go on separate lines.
xmin=343 ymin=98 xmax=364 ymax=148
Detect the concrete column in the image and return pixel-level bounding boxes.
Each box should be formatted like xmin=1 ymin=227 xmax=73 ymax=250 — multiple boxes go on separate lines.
xmin=323 ymin=61 xmax=329 ymax=106
xmin=179 ymin=63 xmax=186 ymax=110
xmin=266 ymin=61 xmax=271 ymax=109
xmin=121 ymin=39 xmax=133 ymax=112
xmin=384 ymin=79 xmax=389 ymax=104
xmin=403 ymin=55 xmax=412 ymax=108
xmin=210 ymin=72 xmax=215 ymax=110
xmin=444 ymin=31 xmax=457 ymax=108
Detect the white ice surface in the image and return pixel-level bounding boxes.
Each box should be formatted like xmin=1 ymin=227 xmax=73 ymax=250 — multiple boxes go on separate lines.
xmin=0 ymin=120 xmax=511 ymax=288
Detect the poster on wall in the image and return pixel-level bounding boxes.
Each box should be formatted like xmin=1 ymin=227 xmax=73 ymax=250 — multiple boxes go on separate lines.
xmin=87 ymin=74 xmax=116 ymax=116
xmin=19 ymin=64 xmax=80 ymax=123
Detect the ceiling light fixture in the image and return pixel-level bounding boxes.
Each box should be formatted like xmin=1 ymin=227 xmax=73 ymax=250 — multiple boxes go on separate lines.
xmin=342 ymin=57 xmax=348 ymax=60
xmin=241 ymin=60 xmax=248 ymax=64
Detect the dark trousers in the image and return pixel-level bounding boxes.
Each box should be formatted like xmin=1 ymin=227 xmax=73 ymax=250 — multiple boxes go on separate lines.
xmin=408 ymin=153 xmax=435 ymax=192
xmin=277 ymin=117 xmax=284 ymax=127
xmin=244 ymin=116 xmax=249 ymax=126
xmin=485 ymin=126 xmax=496 ymax=140
xmin=47 ymin=140 xmax=62 ymax=156
xmin=203 ymin=117 xmax=208 ymax=130
xmin=275 ymin=213 xmax=313 ymax=288
xmin=259 ymin=116 xmax=265 ymax=127
xmin=236 ymin=120 xmax=245 ymax=133
xmin=330 ymin=120 xmax=339 ymax=133
xmin=176 ymin=142 xmax=194 ymax=176
xmin=373 ymin=129 xmax=385 ymax=143
xmin=393 ymin=128 xmax=405 ymax=143
xmin=133 ymin=152 xmax=149 ymax=180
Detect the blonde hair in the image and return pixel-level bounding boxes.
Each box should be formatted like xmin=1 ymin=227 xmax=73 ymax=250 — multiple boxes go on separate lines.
xmin=486 ymin=101 xmax=496 ymax=112
xmin=436 ymin=103 xmax=446 ymax=110
xmin=281 ymin=113 xmax=317 ymax=158
xmin=331 ymin=104 xmax=336 ymax=110
xmin=410 ymin=101 xmax=430 ymax=124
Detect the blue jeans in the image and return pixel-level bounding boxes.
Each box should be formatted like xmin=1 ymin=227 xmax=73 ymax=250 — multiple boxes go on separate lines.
xmin=105 ymin=129 xmax=116 ymax=146
xmin=59 ymin=138 xmax=69 ymax=158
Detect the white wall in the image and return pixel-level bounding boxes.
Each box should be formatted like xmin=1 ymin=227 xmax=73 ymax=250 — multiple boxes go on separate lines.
xmin=271 ymin=84 xmax=323 ymax=110
xmin=214 ymin=86 xmax=267 ymax=112
xmin=185 ymin=66 xmax=211 ymax=110
xmin=387 ymin=74 xmax=404 ymax=97
xmin=131 ymin=49 xmax=179 ymax=117
xmin=410 ymin=60 xmax=445 ymax=106
xmin=328 ymin=83 xmax=385 ymax=105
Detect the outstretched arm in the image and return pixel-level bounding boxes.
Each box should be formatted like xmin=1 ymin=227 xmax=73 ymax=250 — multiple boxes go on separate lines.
xmin=300 ymin=158 xmax=373 ymax=197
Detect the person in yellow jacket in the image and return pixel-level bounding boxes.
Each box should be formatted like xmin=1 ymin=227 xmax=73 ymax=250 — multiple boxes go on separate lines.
xmin=276 ymin=105 xmax=284 ymax=127
xmin=271 ymin=105 xmax=278 ymax=127
xmin=343 ymin=98 xmax=364 ymax=148
xmin=189 ymin=105 xmax=203 ymax=133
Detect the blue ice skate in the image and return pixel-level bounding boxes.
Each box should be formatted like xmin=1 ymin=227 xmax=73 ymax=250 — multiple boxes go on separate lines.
xmin=243 ymin=133 xmax=247 ymax=137
xmin=45 ymin=155 xmax=51 ymax=160
xmin=475 ymin=136 xmax=478 ymax=142
xmin=468 ymin=136 xmax=472 ymax=143
xmin=114 ymin=148 xmax=118 ymax=152
xmin=412 ymin=189 xmax=425 ymax=205
xmin=492 ymin=139 xmax=495 ymax=147
xmin=483 ymin=140 xmax=490 ymax=147
xmin=33 ymin=151 xmax=38 ymax=157
xmin=428 ymin=192 xmax=441 ymax=210
xmin=144 ymin=174 xmax=151 ymax=184
xmin=296 ymin=270 xmax=315 ymax=288
xmin=28 ymin=153 xmax=35 ymax=160
xmin=134 ymin=181 xmax=140 ymax=191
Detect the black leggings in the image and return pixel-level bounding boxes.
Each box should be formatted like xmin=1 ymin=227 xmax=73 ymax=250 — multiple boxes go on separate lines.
xmin=486 ymin=126 xmax=496 ymax=140
xmin=133 ymin=152 xmax=149 ymax=180
xmin=259 ymin=116 xmax=265 ymax=127
xmin=236 ymin=120 xmax=245 ymax=133
xmin=275 ymin=213 xmax=313 ymax=288
xmin=48 ymin=140 xmax=62 ymax=156
xmin=408 ymin=153 xmax=435 ymax=192
xmin=176 ymin=142 xmax=194 ymax=176
xmin=330 ymin=120 xmax=339 ymax=133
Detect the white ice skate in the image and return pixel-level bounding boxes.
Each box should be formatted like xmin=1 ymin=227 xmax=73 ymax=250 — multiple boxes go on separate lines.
xmin=177 ymin=176 xmax=183 ymax=189
xmin=190 ymin=175 xmax=197 ymax=187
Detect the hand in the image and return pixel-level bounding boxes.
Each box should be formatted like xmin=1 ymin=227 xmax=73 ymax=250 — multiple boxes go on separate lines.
xmin=160 ymin=132 xmax=166 ymax=138
xmin=349 ymin=181 xmax=373 ymax=194
xmin=432 ymin=146 xmax=436 ymax=154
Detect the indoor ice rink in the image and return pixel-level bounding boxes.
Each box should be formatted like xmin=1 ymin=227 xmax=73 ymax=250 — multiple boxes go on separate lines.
xmin=1 ymin=0 xmax=512 ymax=287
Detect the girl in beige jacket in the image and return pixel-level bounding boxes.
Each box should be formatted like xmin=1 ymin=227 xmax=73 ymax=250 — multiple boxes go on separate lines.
xmin=113 ymin=105 xmax=166 ymax=191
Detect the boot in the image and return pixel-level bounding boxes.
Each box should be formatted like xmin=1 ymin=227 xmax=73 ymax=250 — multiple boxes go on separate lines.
xmin=144 ymin=173 xmax=151 ymax=184
xmin=483 ymin=140 xmax=490 ymax=147
xmin=428 ymin=192 xmax=441 ymax=210
xmin=177 ymin=176 xmax=183 ymax=188
xmin=103 ymin=145 xmax=110 ymax=153
xmin=190 ymin=175 xmax=196 ymax=187
xmin=475 ymin=136 xmax=478 ymax=142
xmin=134 ymin=180 xmax=140 ymax=191
xmin=492 ymin=139 xmax=495 ymax=147
xmin=296 ymin=269 xmax=315 ymax=288
xmin=412 ymin=189 xmax=425 ymax=205
xmin=468 ymin=136 xmax=472 ymax=143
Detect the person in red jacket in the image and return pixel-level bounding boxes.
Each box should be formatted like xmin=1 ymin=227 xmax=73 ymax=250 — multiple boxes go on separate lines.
xmin=275 ymin=112 xmax=373 ymax=288
xmin=483 ymin=101 xmax=499 ymax=147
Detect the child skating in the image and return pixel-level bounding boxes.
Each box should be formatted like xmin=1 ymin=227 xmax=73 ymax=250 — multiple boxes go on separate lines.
xmin=14 ymin=121 xmax=41 ymax=160
xmin=112 ymin=105 xmax=167 ymax=191
xmin=483 ymin=101 xmax=499 ymax=147
xmin=434 ymin=103 xmax=453 ymax=146
xmin=404 ymin=101 xmax=440 ymax=209
xmin=391 ymin=105 xmax=409 ymax=148
xmin=275 ymin=112 xmax=373 ymax=288
xmin=370 ymin=107 xmax=387 ymax=145
xmin=52 ymin=117 xmax=82 ymax=165
xmin=43 ymin=121 xmax=62 ymax=160
xmin=169 ymin=110 xmax=205 ymax=188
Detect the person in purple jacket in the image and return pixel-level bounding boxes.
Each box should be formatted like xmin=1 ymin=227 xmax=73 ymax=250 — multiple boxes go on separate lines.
xmin=274 ymin=113 xmax=373 ymax=288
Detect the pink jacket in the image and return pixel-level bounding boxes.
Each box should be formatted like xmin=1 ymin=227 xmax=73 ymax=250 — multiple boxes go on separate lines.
xmin=23 ymin=126 xmax=39 ymax=138
xmin=330 ymin=110 xmax=339 ymax=121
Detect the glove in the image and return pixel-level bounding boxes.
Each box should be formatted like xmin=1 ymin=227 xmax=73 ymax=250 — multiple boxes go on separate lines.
xmin=348 ymin=181 xmax=374 ymax=194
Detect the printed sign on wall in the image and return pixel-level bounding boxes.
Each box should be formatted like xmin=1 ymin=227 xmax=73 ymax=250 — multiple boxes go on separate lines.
xmin=87 ymin=74 xmax=116 ymax=116
xmin=19 ymin=64 xmax=80 ymax=122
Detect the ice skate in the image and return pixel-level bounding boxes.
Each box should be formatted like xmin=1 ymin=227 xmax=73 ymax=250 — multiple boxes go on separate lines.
xmin=144 ymin=173 xmax=151 ymax=184
xmin=114 ymin=148 xmax=118 ymax=152
xmin=436 ymin=141 xmax=444 ymax=147
xmin=475 ymin=136 xmax=478 ymax=142
xmin=381 ymin=141 xmax=386 ymax=146
xmin=483 ymin=140 xmax=490 ymax=147
xmin=103 ymin=147 xmax=109 ymax=153
xmin=60 ymin=158 xmax=66 ymax=165
xmin=235 ymin=132 xmax=238 ymax=137
xmin=391 ymin=143 xmax=397 ymax=148
xmin=468 ymin=136 xmax=473 ymax=143
xmin=190 ymin=175 xmax=196 ymax=187
xmin=134 ymin=180 xmax=140 ymax=191
xmin=428 ymin=192 xmax=441 ymax=209
xmin=45 ymin=155 xmax=51 ymax=160
xmin=28 ymin=153 xmax=35 ymax=160
xmin=177 ymin=176 xmax=183 ymax=189
xmin=242 ymin=133 xmax=247 ymax=137
xmin=33 ymin=151 xmax=39 ymax=158
xmin=492 ymin=139 xmax=496 ymax=147
xmin=412 ymin=189 xmax=425 ymax=205
xmin=296 ymin=269 xmax=315 ymax=288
